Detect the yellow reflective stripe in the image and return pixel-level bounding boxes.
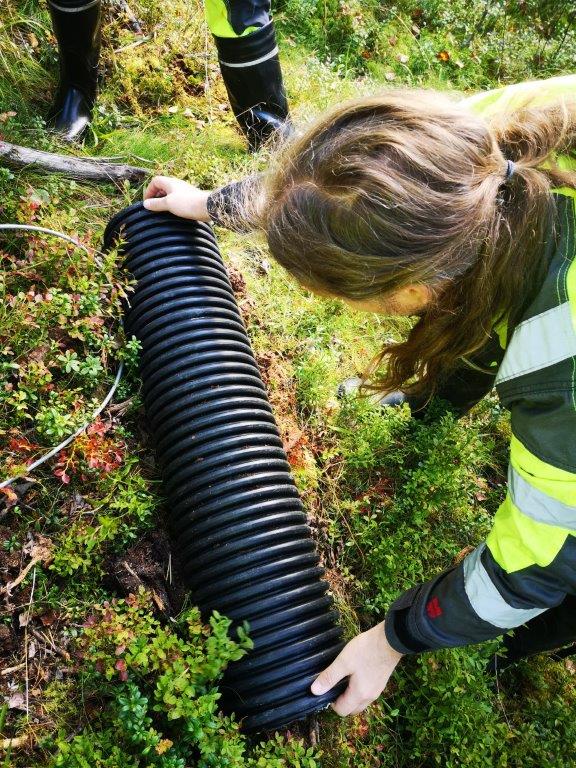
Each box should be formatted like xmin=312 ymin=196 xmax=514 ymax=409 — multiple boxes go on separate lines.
xmin=463 ymin=544 xmax=546 ymax=628
xmin=487 ymin=493 xmax=571 ymax=573
xmin=556 ymin=188 xmax=576 ymax=201
xmin=493 ymin=316 xmax=508 ymax=350
xmin=511 ymin=435 xmax=576 ymax=508
xmin=204 ymin=0 xmax=257 ymax=38
xmin=463 ymin=74 xmax=576 ymax=117
xmin=568 ymin=241 xmax=576 ymax=414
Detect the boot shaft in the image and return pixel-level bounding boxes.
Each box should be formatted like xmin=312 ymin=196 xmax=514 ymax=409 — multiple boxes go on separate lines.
xmin=214 ymin=23 xmax=291 ymax=150
xmin=48 ymin=0 xmax=102 ymax=100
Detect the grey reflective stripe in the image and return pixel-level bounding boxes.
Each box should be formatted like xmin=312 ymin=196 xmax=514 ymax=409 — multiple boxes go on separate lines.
xmin=219 ymin=46 xmax=279 ymax=68
xmin=509 ymin=465 xmax=576 ymax=530
xmin=463 ymin=545 xmax=546 ymax=628
xmin=495 ymin=301 xmax=576 ymax=385
xmin=48 ymin=0 xmax=100 ymax=10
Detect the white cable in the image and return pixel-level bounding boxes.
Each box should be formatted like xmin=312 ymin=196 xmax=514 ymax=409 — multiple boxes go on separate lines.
xmin=0 ymin=223 xmax=91 ymax=252
xmin=0 ymin=223 xmax=124 ymax=489
xmin=0 ymin=362 xmax=123 ymax=489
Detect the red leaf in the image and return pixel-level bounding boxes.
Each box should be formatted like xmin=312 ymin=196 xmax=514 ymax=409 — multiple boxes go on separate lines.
xmin=53 ymin=468 xmax=71 ymax=484
xmin=8 ymin=436 xmax=39 ymax=454
xmin=0 ymin=486 xmax=18 ymax=507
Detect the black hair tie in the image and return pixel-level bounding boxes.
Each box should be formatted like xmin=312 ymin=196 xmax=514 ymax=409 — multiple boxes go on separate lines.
xmin=504 ymin=159 xmax=516 ymax=181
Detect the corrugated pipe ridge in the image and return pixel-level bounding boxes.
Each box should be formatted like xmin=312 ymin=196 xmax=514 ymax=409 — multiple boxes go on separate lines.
xmin=103 ymin=203 xmax=345 ymax=732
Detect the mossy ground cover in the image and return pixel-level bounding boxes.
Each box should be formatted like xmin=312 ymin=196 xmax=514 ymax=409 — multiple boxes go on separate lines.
xmin=1 ymin=0 xmax=575 ymax=765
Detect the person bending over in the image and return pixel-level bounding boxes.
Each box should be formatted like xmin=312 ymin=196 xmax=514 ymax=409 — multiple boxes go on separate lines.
xmin=143 ymin=74 xmax=576 ymax=716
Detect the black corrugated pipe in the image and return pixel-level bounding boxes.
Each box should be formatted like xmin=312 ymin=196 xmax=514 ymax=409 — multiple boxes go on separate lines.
xmin=103 ymin=202 xmax=345 ymax=732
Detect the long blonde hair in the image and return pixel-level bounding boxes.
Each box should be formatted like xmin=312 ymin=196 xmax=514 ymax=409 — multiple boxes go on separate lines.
xmin=248 ymin=89 xmax=576 ymax=399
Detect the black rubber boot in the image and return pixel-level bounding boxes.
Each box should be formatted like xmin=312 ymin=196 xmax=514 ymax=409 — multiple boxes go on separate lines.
xmin=47 ymin=0 xmax=102 ymax=142
xmin=214 ymin=23 xmax=291 ymax=151
xmin=337 ymin=377 xmax=408 ymax=407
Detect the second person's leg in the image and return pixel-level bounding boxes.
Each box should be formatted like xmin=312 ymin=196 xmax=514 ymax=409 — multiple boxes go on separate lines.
xmin=205 ymin=0 xmax=291 ymax=151
xmin=47 ymin=0 xmax=102 ymax=141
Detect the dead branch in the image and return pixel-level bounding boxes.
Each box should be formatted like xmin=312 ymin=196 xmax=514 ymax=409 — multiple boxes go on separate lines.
xmin=1 ymin=537 xmax=53 ymax=599
xmin=0 ymin=141 xmax=149 ymax=184
xmin=1 ymin=556 xmax=41 ymax=599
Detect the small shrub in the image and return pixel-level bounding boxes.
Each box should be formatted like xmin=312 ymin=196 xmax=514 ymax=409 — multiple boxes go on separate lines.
xmin=46 ymin=590 xmax=320 ymax=768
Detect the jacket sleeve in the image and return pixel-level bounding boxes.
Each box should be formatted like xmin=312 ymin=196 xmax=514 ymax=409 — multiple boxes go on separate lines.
xmin=385 ymin=386 xmax=576 ymax=654
xmin=206 ymin=174 xmax=264 ymax=232
xmin=420 ymin=331 xmax=505 ymax=417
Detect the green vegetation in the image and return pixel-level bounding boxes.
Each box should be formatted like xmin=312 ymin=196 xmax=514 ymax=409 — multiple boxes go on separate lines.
xmin=1 ymin=0 xmax=575 ymax=766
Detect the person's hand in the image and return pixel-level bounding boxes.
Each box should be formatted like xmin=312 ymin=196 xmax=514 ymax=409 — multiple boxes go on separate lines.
xmin=143 ymin=175 xmax=212 ymax=221
xmin=310 ymin=621 xmax=403 ymax=716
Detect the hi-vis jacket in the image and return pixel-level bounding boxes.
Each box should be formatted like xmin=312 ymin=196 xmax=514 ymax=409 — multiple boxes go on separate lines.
xmin=385 ymin=75 xmax=576 ymax=654
xmin=207 ymin=75 xmax=576 ymax=654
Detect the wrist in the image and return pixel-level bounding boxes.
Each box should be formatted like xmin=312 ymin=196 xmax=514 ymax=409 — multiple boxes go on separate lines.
xmin=192 ymin=189 xmax=211 ymax=221
xmin=378 ymin=621 xmax=404 ymax=661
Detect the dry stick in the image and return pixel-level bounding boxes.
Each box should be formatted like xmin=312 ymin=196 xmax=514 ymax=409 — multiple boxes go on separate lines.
xmin=0 ymin=141 xmax=149 ymax=184
xmin=0 ymin=735 xmax=28 ymax=751
xmin=29 ymin=627 xmax=71 ymax=663
xmin=24 ymin=567 xmax=37 ymax=722
xmin=1 ymin=556 xmax=41 ymax=599
xmin=113 ymin=36 xmax=150 ymax=54
xmin=112 ymin=0 xmax=144 ymax=35
xmin=0 ymin=662 xmax=26 ymax=676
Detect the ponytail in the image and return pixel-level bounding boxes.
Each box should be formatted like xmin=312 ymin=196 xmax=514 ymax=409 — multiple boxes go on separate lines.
xmin=249 ymin=89 xmax=576 ymax=399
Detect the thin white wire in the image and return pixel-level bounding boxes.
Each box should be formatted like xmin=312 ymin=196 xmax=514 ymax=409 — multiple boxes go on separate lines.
xmin=0 ymin=223 xmax=124 ymax=489
xmin=0 ymin=223 xmax=91 ymax=252
xmin=0 ymin=362 xmax=124 ymax=489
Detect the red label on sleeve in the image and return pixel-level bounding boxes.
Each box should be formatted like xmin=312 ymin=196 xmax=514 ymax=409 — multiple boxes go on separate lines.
xmin=426 ymin=597 xmax=443 ymax=619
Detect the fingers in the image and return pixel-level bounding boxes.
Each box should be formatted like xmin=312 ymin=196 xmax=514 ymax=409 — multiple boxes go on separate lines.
xmin=310 ymin=652 xmax=350 ymax=697
xmin=311 ymin=624 xmax=401 ymax=718
xmin=144 ymin=175 xmax=175 ymax=200
xmin=143 ymin=195 xmax=169 ymax=212
xmin=331 ymin=676 xmax=373 ymax=717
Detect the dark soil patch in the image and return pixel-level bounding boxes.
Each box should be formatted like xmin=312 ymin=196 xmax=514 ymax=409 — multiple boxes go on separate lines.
xmin=104 ymin=526 xmax=188 ymax=618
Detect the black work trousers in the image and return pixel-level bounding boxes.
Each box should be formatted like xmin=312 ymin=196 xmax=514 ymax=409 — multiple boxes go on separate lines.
xmin=49 ymin=0 xmax=272 ymax=38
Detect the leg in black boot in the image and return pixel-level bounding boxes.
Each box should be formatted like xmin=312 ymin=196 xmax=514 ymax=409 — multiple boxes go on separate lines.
xmin=206 ymin=0 xmax=291 ymax=151
xmin=47 ymin=0 xmax=102 ymax=142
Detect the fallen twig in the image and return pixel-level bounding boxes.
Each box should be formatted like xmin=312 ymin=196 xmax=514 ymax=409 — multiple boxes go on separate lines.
xmin=24 ymin=567 xmax=37 ymax=720
xmin=1 ymin=536 xmax=53 ymax=599
xmin=113 ymin=0 xmax=144 ymax=34
xmin=0 ymin=735 xmax=28 ymax=751
xmin=0 ymin=662 xmax=26 ymax=676
xmin=114 ymin=36 xmax=150 ymax=54
xmin=0 ymin=140 xmax=149 ymax=184
xmin=29 ymin=627 xmax=71 ymax=663
xmin=1 ymin=557 xmax=40 ymax=599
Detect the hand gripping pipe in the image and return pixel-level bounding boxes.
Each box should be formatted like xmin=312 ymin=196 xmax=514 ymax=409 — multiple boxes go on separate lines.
xmin=103 ymin=203 xmax=345 ymax=732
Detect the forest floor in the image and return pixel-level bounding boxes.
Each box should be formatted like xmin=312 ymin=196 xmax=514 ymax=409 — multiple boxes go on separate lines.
xmin=1 ymin=0 xmax=576 ymax=766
